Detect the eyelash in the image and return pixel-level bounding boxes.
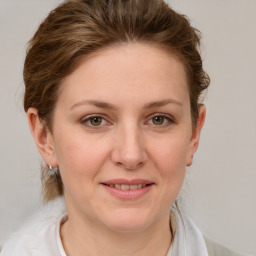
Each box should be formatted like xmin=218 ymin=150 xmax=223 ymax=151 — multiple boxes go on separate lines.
xmin=145 ymin=113 xmax=175 ymax=127
xmin=81 ymin=114 xmax=110 ymax=129
xmin=81 ymin=113 xmax=175 ymax=129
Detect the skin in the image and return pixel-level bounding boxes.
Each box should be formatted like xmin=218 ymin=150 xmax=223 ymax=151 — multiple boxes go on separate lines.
xmin=27 ymin=43 xmax=205 ymax=256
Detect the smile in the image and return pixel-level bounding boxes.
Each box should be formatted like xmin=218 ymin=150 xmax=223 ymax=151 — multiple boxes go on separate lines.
xmin=101 ymin=180 xmax=154 ymax=200
xmin=106 ymin=184 xmax=147 ymax=190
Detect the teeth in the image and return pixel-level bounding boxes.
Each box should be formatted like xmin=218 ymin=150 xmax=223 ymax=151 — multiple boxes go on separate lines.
xmin=120 ymin=184 xmax=130 ymax=190
xmin=129 ymin=184 xmax=139 ymax=190
xmin=108 ymin=184 xmax=147 ymax=190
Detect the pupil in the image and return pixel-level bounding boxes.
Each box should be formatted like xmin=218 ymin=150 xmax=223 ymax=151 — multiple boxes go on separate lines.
xmin=153 ymin=116 xmax=164 ymax=125
xmin=91 ymin=117 xmax=102 ymax=126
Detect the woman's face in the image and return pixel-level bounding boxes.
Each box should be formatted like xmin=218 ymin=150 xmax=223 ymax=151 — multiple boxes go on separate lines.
xmin=33 ymin=43 xmax=204 ymax=232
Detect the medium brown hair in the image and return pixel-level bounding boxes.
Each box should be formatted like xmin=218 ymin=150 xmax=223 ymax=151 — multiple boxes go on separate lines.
xmin=24 ymin=0 xmax=210 ymax=203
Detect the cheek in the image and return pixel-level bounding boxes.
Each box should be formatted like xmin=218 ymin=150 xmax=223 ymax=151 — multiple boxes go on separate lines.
xmin=147 ymin=133 xmax=190 ymax=190
xmin=53 ymin=130 xmax=111 ymax=183
xmin=145 ymin=136 xmax=188 ymax=209
xmin=148 ymin=134 xmax=190 ymax=169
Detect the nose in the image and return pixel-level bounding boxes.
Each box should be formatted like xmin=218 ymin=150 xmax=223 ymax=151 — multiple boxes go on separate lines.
xmin=110 ymin=124 xmax=147 ymax=170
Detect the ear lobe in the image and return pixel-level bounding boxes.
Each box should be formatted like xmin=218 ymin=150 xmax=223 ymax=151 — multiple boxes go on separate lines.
xmin=186 ymin=105 xmax=206 ymax=166
xmin=27 ymin=108 xmax=57 ymax=166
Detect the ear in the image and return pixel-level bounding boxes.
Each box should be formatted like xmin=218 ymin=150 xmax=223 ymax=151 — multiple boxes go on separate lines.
xmin=186 ymin=105 xmax=206 ymax=166
xmin=27 ymin=108 xmax=58 ymax=167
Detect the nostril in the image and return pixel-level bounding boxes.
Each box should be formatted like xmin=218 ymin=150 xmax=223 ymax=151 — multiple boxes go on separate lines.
xmin=110 ymin=141 xmax=147 ymax=170
xmin=116 ymin=162 xmax=123 ymax=167
xmin=115 ymin=160 xmax=144 ymax=170
xmin=136 ymin=161 xmax=144 ymax=168
xmin=126 ymin=161 xmax=144 ymax=170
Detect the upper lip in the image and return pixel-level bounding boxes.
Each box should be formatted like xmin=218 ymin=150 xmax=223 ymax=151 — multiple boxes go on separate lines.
xmin=101 ymin=179 xmax=154 ymax=185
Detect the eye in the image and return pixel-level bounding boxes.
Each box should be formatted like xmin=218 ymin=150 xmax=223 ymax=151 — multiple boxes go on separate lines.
xmin=89 ymin=116 xmax=103 ymax=126
xmin=152 ymin=116 xmax=166 ymax=125
xmin=147 ymin=114 xmax=174 ymax=127
xmin=81 ymin=115 xmax=109 ymax=128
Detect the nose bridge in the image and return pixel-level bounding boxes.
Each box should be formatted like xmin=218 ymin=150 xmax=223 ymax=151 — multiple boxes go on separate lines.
xmin=111 ymin=120 xmax=147 ymax=169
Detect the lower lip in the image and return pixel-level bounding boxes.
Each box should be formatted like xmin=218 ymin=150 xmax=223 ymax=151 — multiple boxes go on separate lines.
xmin=102 ymin=184 xmax=153 ymax=200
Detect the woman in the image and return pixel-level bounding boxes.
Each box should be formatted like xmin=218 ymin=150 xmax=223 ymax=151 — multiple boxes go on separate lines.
xmin=1 ymin=0 xmax=246 ymax=256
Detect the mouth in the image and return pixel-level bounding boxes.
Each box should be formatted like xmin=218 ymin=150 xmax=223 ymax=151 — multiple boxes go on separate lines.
xmin=101 ymin=179 xmax=154 ymax=200
xmin=102 ymin=183 xmax=152 ymax=190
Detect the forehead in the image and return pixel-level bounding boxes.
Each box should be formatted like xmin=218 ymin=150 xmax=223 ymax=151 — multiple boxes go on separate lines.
xmin=58 ymin=43 xmax=189 ymax=109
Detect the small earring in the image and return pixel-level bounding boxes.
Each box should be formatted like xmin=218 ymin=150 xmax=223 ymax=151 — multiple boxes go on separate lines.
xmin=49 ymin=165 xmax=59 ymax=176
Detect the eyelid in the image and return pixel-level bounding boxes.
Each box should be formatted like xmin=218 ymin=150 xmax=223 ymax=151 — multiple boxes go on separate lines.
xmin=81 ymin=114 xmax=111 ymax=128
xmin=80 ymin=112 xmax=175 ymax=129
xmin=145 ymin=113 xmax=175 ymax=126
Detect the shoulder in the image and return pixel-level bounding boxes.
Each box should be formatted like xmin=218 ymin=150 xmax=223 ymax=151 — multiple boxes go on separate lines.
xmin=171 ymin=208 xmax=250 ymax=256
xmin=204 ymin=236 xmax=251 ymax=256
xmin=1 ymin=197 xmax=66 ymax=256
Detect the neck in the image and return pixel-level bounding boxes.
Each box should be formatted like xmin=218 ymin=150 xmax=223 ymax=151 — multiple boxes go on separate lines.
xmin=61 ymin=210 xmax=172 ymax=256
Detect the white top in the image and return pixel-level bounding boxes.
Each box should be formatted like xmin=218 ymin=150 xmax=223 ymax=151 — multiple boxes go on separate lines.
xmin=1 ymin=197 xmax=209 ymax=256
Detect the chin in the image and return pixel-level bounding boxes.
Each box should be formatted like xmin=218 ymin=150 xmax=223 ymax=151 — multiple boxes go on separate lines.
xmin=100 ymin=209 xmax=157 ymax=233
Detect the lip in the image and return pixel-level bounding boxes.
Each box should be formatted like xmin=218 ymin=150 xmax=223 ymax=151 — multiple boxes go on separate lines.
xmin=101 ymin=179 xmax=154 ymax=200
xmin=101 ymin=179 xmax=154 ymax=185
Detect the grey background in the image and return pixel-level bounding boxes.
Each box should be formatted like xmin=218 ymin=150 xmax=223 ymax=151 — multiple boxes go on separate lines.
xmin=0 ymin=0 xmax=255 ymax=254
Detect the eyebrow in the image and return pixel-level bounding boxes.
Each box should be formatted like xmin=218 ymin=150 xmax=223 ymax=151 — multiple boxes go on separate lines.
xmin=71 ymin=100 xmax=117 ymax=110
xmin=144 ymin=99 xmax=183 ymax=109
xmin=70 ymin=99 xmax=182 ymax=110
